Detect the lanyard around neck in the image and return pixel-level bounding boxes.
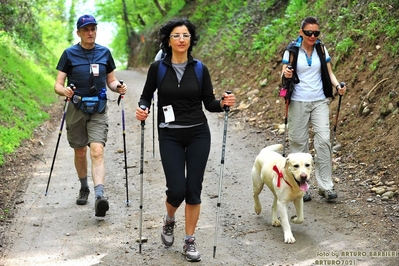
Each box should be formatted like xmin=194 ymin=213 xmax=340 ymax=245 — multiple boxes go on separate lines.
xmin=80 ymin=44 xmax=96 ymax=66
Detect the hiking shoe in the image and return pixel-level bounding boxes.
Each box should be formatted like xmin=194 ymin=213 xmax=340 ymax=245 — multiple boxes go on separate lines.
xmin=76 ymin=187 xmax=90 ymax=205
xmin=95 ymin=196 xmax=109 ymax=217
xmin=161 ymin=217 xmax=176 ymax=247
xmin=183 ymin=237 xmax=201 ymax=262
xmin=318 ymin=189 xmax=338 ymax=200
xmin=303 ymin=190 xmax=312 ymax=202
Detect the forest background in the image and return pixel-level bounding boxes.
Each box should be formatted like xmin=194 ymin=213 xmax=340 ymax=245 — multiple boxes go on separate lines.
xmin=0 ymin=0 xmax=398 ymax=233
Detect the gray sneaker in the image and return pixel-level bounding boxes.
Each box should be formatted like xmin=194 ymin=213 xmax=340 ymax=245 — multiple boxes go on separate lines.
xmin=76 ymin=187 xmax=90 ymax=205
xmin=318 ymin=188 xmax=338 ymax=200
xmin=303 ymin=191 xmax=312 ymax=202
xmin=95 ymin=196 xmax=109 ymax=217
xmin=161 ymin=217 xmax=175 ymax=247
xmin=183 ymin=237 xmax=201 ymax=262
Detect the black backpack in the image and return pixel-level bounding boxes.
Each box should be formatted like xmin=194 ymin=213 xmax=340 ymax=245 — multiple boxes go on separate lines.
xmin=282 ymin=39 xmax=333 ymax=100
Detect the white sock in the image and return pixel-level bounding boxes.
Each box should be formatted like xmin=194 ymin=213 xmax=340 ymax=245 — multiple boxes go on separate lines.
xmin=165 ymin=213 xmax=175 ymax=222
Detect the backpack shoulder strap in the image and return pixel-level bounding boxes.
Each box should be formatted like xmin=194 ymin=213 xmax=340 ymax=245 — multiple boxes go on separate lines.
xmin=157 ymin=59 xmax=204 ymax=89
xmin=283 ymin=42 xmax=300 ymax=84
xmin=315 ymin=41 xmax=333 ymax=98
xmin=194 ymin=60 xmax=203 ymax=90
xmin=157 ymin=60 xmax=167 ymax=88
xmin=315 ymin=41 xmax=326 ymax=58
xmin=286 ymin=41 xmax=299 ymax=70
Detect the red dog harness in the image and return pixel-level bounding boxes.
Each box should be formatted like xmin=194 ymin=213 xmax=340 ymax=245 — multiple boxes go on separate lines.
xmin=273 ymin=165 xmax=292 ymax=188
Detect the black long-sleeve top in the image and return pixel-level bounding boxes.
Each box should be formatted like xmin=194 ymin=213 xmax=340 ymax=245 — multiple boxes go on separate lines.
xmin=139 ymin=54 xmax=223 ymax=126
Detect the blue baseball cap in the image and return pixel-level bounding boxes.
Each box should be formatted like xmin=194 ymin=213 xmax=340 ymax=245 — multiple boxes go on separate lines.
xmin=76 ymin=14 xmax=97 ymax=29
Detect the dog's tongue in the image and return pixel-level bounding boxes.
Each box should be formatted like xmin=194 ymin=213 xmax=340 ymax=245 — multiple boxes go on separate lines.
xmin=300 ymin=182 xmax=309 ymax=191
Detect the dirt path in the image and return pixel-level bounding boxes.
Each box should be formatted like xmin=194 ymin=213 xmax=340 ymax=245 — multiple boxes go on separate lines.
xmin=1 ymin=70 xmax=398 ymax=266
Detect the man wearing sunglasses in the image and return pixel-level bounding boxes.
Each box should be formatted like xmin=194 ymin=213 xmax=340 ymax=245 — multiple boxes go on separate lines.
xmin=281 ymin=16 xmax=347 ymax=202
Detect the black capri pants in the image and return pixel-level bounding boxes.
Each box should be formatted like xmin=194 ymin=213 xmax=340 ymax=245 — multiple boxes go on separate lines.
xmin=159 ymin=122 xmax=211 ymax=207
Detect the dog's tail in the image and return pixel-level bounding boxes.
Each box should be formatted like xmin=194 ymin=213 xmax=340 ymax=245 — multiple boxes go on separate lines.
xmin=264 ymin=144 xmax=283 ymax=152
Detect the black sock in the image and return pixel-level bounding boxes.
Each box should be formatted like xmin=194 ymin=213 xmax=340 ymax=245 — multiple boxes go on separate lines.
xmin=79 ymin=176 xmax=88 ymax=189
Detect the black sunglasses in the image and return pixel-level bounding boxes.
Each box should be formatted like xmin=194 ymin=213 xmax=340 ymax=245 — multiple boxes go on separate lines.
xmin=303 ymin=30 xmax=320 ymax=37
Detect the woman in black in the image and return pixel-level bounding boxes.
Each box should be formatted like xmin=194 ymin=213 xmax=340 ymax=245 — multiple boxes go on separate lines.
xmin=136 ymin=18 xmax=235 ymax=262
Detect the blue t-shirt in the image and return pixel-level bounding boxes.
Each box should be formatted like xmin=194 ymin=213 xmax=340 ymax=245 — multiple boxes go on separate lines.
xmin=56 ymin=43 xmax=116 ymax=96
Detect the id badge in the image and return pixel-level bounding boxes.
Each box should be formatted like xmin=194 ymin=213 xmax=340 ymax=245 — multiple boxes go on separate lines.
xmin=162 ymin=105 xmax=175 ymax=123
xmin=91 ymin=64 xmax=99 ymax=76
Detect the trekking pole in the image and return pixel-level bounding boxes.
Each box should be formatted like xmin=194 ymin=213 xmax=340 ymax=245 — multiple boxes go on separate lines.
xmin=332 ymin=82 xmax=345 ymax=153
xmin=152 ymin=95 xmax=155 ymax=157
xmin=282 ymin=98 xmax=289 ymax=157
xmin=282 ymin=66 xmax=293 ymax=157
xmin=138 ymin=104 xmax=146 ymax=253
xmin=117 ymin=80 xmax=130 ymax=206
xmin=45 ymin=83 xmax=74 ymax=196
xmin=213 ymin=91 xmax=231 ymax=259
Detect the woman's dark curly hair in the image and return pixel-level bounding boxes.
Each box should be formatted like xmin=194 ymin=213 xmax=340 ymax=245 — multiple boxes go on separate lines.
xmin=158 ymin=18 xmax=200 ymax=56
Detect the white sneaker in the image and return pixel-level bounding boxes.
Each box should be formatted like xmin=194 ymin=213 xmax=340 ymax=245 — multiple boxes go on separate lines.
xmin=183 ymin=237 xmax=201 ymax=262
xmin=161 ymin=217 xmax=175 ymax=247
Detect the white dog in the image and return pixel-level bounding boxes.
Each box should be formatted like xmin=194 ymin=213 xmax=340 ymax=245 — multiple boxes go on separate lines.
xmin=251 ymin=144 xmax=313 ymax=243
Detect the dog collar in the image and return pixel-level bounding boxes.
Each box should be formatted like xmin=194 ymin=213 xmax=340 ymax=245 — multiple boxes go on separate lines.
xmin=272 ymin=165 xmax=292 ymax=188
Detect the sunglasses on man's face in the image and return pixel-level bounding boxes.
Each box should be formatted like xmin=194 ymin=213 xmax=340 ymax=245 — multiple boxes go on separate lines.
xmin=303 ymin=30 xmax=320 ymax=37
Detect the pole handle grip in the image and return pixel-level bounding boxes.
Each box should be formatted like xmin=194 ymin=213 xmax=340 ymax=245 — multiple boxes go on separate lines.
xmin=117 ymin=80 xmax=125 ymax=105
xmin=222 ymin=91 xmax=232 ymax=112
xmin=286 ymin=65 xmax=294 ymax=81
xmin=66 ymin=83 xmax=75 ymax=102
xmin=139 ymin=104 xmax=147 ymax=125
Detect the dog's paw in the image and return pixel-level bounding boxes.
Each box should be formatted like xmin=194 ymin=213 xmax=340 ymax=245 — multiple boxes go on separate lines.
xmin=284 ymin=233 xmax=296 ymax=244
xmin=291 ymin=215 xmax=303 ymax=224
xmin=254 ymin=205 xmax=262 ymax=215
xmin=272 ymin=219 xmax=281 ymax=227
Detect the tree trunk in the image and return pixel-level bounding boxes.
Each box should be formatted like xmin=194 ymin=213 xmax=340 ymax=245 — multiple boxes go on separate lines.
xmin=153 ymin=0 xmax=167 ymax=16
xmin=121 ymin=0 xmax=134 ymax=41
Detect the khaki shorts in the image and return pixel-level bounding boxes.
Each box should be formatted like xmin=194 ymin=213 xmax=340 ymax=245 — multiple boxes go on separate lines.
xmin=65 ymin=103 xmax=108 ymax=148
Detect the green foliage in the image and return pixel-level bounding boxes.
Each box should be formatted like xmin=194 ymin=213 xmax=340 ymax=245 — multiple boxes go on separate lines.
xmin=0 ymin=0 xmax=67 ymax=74
xmin=189 ymin=0 xmax=398 ymax=88
xmin=192 ymin=0 xmax=284 ymax=60
xmin=0 ymin=33 xmax=56 ymax=165
xmin=335 ymin=37 xmax=356 ymax=54
xmin=365 ymin=2 xmax=399 ymax=55
xmin=369 ymin=55 xmax=382 ymax=72
xmin=194 ymin=0 xmax=305 ymax=60
xmin=94 ymin=0 xmax=186 ymax=64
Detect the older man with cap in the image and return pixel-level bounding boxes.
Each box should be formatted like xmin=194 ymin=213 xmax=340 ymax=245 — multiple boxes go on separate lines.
xmin=53 ymin=14 xmax=127 ymax=217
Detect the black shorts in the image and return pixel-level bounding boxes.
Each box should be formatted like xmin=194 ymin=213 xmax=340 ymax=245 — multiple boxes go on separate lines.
xmin=158 ymin=123 xmax=211 ymax=206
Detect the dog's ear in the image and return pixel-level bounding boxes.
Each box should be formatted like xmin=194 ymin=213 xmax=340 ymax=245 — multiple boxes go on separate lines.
xmin=284 ymin=157 xmax=289 ymax=168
